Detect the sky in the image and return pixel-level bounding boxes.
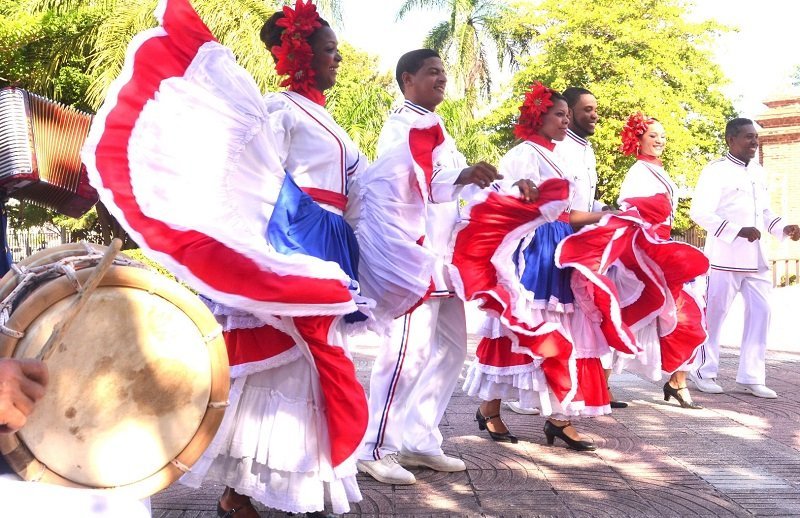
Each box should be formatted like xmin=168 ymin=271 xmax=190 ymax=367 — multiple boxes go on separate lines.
xmin=332 ymin=0 xmax=800 ymax=119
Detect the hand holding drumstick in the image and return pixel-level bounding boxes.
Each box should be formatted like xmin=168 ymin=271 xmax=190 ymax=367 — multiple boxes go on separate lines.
xmin=0 ymin=238 xmax=121 ymax=433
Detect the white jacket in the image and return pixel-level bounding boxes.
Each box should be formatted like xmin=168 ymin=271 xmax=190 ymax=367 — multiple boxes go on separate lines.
xmin=690 ymin=153 xmax=784 ymax=272
xmin=376 ymin=100 xmax=467 ymax=294
xmin=553 ymin=129 xmax=603 ymax=212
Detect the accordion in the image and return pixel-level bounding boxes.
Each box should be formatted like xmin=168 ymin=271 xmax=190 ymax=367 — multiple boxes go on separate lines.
xmin=0 ymin=87 xmax=99 ymax=218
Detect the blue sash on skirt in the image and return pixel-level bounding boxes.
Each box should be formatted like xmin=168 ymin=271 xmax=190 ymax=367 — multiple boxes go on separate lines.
xmin=267 ymin=174 xmax=365 ymax=323
xmin=515 ymin=220 xmax=574 ymax=306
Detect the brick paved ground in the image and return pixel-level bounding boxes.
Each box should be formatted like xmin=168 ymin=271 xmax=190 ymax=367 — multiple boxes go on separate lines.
xmin=152 ymin=331 xmax=800 ymax=518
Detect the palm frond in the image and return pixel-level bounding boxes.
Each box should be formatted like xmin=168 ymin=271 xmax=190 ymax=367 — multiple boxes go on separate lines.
xmin=85 ymin=1 xmax=158 ymax=108
xmin=396 ymin=0 xmax=449 ymax=21
xmin=423 ymin=20 xmax=452 ymax=53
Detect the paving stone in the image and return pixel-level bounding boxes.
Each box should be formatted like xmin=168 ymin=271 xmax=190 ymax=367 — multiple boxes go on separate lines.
xmin=150 ymin=347 xmax=800 ymax=516
xmin=349 ymin=487 xmax=393 ymax=514
xmin=454 ymin=442 xmax=539 ymax=471
xmin=633 ymin=488 xmax=751 ymax=517
xmin=475 ymin=489 xmax=569 ymax=515
xmin=400 ymin=469 xmax=472 ymax=492
xmin=559 ymin=489 xmax=659 ymax=516
xmin=392 ymin=488 xmax=480 ymax=514
xmin=467 ymin=469 xmax=550 ymax=491
xmin=727 ymin=489 xmax=800 ymax=503
xmin=692 ymin=463 xmax=793 ymax=491
xmin=540 ymin=468 xmax=631 ymax=492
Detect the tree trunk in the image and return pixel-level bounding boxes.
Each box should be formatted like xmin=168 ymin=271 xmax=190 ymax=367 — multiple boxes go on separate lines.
xmin=95 ymin=201 xmax=133 ymax=249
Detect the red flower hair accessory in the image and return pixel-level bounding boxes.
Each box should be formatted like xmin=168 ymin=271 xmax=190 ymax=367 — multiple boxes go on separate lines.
xmin=620 ymin=112 xmax=655 ymax=155
xmin=271 ymin=0 xmax=325 ymax=105
xmin=513 ymin=82 xmax=556 ymax=142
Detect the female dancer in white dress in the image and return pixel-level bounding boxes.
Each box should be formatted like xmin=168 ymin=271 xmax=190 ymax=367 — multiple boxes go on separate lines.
xmin=83 ymin=0 xmax=371 ymax=515
xmin=465 ymin=84 xmax=619 ymax=450
xmin=616 ymin=113 xmax=703 ymax=410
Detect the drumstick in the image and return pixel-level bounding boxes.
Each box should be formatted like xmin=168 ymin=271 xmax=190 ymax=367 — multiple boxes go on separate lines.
xmin=37 ymin=238 xmax=123 ymax=361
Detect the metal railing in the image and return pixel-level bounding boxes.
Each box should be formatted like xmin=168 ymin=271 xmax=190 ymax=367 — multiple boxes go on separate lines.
xmin=7 ymin=229 xmax=71 ymax=262
xmin=6 ymin=229 xmax=102 ymax=263
xmin=772 ymin=258 xmax=800 ymax=287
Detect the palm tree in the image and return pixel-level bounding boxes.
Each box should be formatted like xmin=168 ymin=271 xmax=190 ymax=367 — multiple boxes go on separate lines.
xmin=326 ymin=43 xmax=396 ymax=160
xmin=396 ymin=0 xmax=534 ymax=98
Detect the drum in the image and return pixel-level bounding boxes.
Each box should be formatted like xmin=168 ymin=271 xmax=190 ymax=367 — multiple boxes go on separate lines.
xmin=0 ymin=243 xmax=229 ymax=497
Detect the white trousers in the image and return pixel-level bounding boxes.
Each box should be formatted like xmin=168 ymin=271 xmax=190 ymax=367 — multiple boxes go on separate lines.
xmin=693 ymin=268 xmax=771 ymax=384
xmin=359 ymin=296 xmax=467 ymax=460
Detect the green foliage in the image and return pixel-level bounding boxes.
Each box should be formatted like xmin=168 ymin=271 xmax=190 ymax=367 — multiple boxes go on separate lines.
xmin=438 ymin=97 xmax=501 ymax=163
xmin=1 ymin=2 xmax=107 ymax=231
xmin=5 ymin=199 xmax=101 ymax=241
xmin=398 ymin=0 xmax=534 ymax=98
xmin=779 ymin=274 xmax=797 ymax=288
xmin=4 ymin=201 xmax=54 ymax=230
xmin=123 ymin=248 xmax=180 ymax=283
xmin=327 ymin=43 xmax=396 ymax=161
xmin=8 ymin=0 xmax=344 ymax=110
xmin=490 ymin=0 xmax=736 ymax=231
xmin=0 ymin=2 xmax=99 ymax=110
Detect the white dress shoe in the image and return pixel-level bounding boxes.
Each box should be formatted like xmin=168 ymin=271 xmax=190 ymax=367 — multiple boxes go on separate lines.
xmin=737 ymin=383 xmax=777 ymax=399
xmin=396 ymin=450 xmax=466 ymax=472
xmin=688 ymin=372 xmax=724 ymax=393
xmin=503 ymin=401 xmax=541 ymax=415
xmin=357 ymin=454 xmax=416 ymax=484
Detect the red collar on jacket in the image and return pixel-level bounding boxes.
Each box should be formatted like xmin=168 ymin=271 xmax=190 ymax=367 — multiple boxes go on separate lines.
xmin=528 ymin=133 xmax=556 ymax=151
xmin=637 ymin=153 xmax=663 ymax=167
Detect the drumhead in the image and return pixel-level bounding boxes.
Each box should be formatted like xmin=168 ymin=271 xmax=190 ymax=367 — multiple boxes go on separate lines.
xmin=0 ymin=244 xmax=229 ymax=497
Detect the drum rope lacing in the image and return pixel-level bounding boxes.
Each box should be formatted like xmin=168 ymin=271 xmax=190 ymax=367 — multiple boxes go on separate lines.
xmin=0 ymin=249 xmax=145 ymax=339
xmin=170 ymin=459 xmax=191 ymax=473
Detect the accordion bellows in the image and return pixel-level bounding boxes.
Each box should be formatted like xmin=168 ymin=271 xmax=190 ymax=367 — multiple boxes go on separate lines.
xmin=0 ymin=87 xmax=99 ymax=217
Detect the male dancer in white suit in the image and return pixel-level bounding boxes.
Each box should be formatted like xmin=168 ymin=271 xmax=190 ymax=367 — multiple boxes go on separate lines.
xmin=356 ymin=49 xmax=507 ymax=485
xmin=689 ymin=118 xmax=800 ymax=398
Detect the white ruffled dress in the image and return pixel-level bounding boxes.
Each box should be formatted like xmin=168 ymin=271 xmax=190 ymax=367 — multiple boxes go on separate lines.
xmin=171 ymin=48 xmax=367 ymax=514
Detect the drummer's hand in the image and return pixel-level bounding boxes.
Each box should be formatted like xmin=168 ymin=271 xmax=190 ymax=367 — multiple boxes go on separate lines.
xmin=456 ymin=162 xmax=502 ymax=188
xmin=513 ymin=179 xmax=539 ymax=202
xmin=0 ymin=359 xmax=49 ymax=434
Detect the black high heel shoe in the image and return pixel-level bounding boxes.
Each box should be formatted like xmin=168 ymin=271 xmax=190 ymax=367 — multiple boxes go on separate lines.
xmin=663 ymin=383 xmax=703 ymax=409
xmin=475 ymin=409 xmax=518 ymax=443
xmin=543 ymin=420 xmax=597 ymax=451
xmin=608 ymin=386 xmax=628 ymax=409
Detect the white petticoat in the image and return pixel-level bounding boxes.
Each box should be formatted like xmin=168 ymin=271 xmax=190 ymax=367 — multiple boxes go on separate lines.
xmin=181 ymin=358 xmax=361 ymax=514
xmin=612 ymin=324 xmax=662 ymax=381
xmin=465 ymin=309 xmax=593 ymax=418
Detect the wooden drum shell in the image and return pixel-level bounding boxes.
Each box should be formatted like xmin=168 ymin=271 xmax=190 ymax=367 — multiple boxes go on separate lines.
xmin=0 ymin=245 xmax=229 ymax=498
